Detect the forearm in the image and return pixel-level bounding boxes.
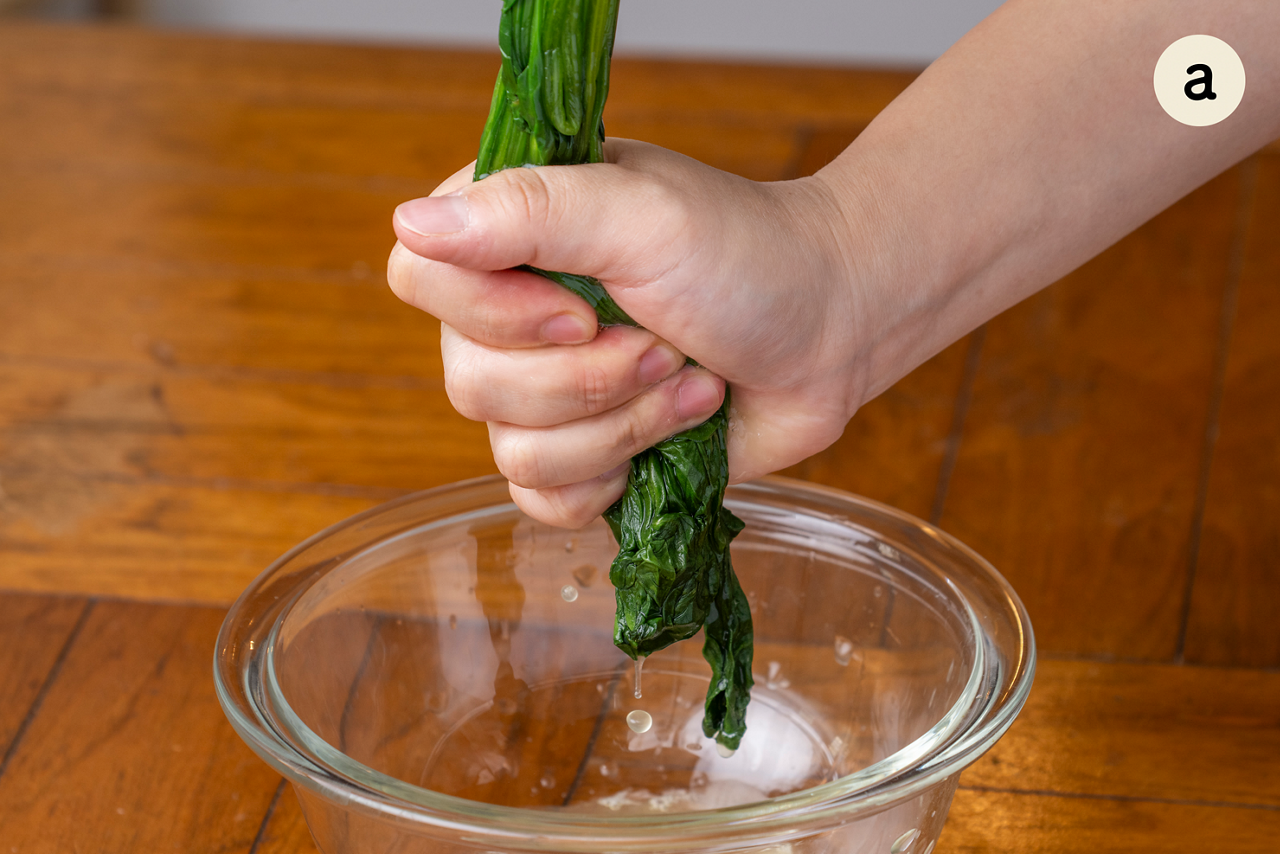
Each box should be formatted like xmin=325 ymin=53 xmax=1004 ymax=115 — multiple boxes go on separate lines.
xmin=818 ymin=0 xmax=1280 ymax=409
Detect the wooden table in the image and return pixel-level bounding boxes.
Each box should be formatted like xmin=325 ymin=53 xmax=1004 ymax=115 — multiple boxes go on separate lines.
xmin=1 ymin=21 xmax=1278 ymax=852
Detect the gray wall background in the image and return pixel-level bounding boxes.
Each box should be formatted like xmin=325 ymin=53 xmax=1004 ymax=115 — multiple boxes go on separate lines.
xmin=128 ymin=1 xmax=1007 ymax=66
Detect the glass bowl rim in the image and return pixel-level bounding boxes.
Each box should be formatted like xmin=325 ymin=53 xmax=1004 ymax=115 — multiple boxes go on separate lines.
xmin=215 ymin=474 xmax=1035 ymax=847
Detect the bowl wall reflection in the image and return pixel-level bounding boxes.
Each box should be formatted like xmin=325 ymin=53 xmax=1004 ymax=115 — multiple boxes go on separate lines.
xmin=216 ymin=475 xmax=1034 ymax=853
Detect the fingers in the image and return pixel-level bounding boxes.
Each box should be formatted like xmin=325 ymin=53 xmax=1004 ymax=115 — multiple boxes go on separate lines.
xmin=508 ymin=463 xmax=631 ymax=530
xmin=392 ymin=156 xmax=691 ymax=284
xmin=488 ymin=365 xmax=725 ymax=490
xmin=388 ymin=243 xmax=599 ymax=347
xmin=442 ymin=324 xmax=685 ymax=426
xmin=387 ymin=159 xmax=609 ymax=347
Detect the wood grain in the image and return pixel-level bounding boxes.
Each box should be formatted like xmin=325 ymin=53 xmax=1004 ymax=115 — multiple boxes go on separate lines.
xmin=792 ymin=124 xmax=867 ymax=180
xmin=0 ymin=600 xmax=283 ymax=853
xmin=0 ymin=166 xmax=414 ymax=276
xmin=0 ymin=480 xmax=392 ymax=602
xmin=0 ymin=259 xmax=446 ymax=378
xmin=0 ymin=592 xmax=89 ymax=759
xmin=939 ymin=788 xmax=1280 ymax=854
xmin=1186 ymin=152 xmax=1280 ymax=668
xmin=0 ymin=359 xmax=490 ymax=489
xmin=964 ymin=659 xmax=1280 ymax=807
xmin=255 ymin=784 xmax=321 ymax=854
xmin=938 ymin=166 xmax=1247 ymax=661
xmin=2 ymin=21 xmax=1279 ymax=851
xmin=783 ymin=336 xmax=974 ymax=524
xmin=608 ymin=57 xmax=918 ymax=129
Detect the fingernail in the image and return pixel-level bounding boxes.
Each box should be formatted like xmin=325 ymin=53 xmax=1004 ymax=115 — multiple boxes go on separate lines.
xmin=395 ymin=195 xmax=470 ymax=236
xmin=677 ymin=374 xmax=722 ymax=420
xmin=638 ymin=345 xmax=682 ymax=385
xmin=599 ymin=462 xmax=630 ymax=481
xmin=541 ymin=313 xmax=594 ymax=345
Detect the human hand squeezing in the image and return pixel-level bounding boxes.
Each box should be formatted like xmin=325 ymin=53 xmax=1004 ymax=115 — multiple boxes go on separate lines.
xmin=388 ymin=1 xmax=1280 ymax=531
xmin=388 ymin=140 xmax=873 ymax=528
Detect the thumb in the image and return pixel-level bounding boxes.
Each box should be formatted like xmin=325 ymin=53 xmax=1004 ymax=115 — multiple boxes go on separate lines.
xmin=392 ymin=160 xmax=683 ymax=283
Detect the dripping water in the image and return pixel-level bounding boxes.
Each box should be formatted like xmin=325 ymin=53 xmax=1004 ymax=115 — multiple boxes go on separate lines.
xmin=625 ymin=709 xmax=653 ymax=733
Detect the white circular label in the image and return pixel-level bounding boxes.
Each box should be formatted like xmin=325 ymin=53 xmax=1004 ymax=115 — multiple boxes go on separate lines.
xmin=1154 ymin=35 xmax=1245 ymax=126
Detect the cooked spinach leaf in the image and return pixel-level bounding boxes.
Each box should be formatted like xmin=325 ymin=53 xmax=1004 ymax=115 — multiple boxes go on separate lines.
xmin=473 ymin=0 xmax=753 ymax=750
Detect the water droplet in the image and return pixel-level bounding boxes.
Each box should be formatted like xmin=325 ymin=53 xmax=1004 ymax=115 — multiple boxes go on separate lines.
xmin=890 ymin=828 xmax=919 ymax=853
xmin=572 ymin=564 xmax=597 ymax=587
xmin=626 ymin=709 xmax=653 ymax=733
xmin=716 ymin=743 xmax=736 ymax=759
xmin=598 ymin=762 xmax=614 ymax=777
xmin=540 ymin=773 xmax=556 ymax=789
xmin=834 ymin=635 xmax=855 ymax=666
xmin=877 ymin=542 xmax=900 ymax=561
xmin=765 ymin=660 xmax=790 ymax=689
xmin=564 ymin=540 xmax=576 ymax=553
xmin=596 ymin=682 xmax=605 ymax=694
xmin=448 ymin=614 xmax=457 ymax=630
xmin=633 ymin=655 xmax=645 ymax=699
xmin=561 ymin=584 xmax=579 ymax=602
xmin=873 ymin=585 xmax=883 ymax=598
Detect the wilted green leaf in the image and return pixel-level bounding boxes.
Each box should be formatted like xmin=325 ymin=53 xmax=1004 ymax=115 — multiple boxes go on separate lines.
xmin=473 ymin=0 xmax=752 ymax=750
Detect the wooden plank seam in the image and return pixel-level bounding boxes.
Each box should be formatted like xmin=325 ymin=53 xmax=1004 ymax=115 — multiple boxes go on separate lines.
xmin=0 ymin=598 xmax=95 ymax=781
xmin=958 ymin=783 xmax=1280 ymax=813
xmin=248 ymin=778 xmax=290 ymax=854
xmin=930 ymin=325 xmax=988 ymax=527
xmin=1175 ymin=155 xmax=1260 ymax=663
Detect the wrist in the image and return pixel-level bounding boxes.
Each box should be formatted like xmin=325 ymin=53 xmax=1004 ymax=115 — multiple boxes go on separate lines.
xmin=807 ymin=141 xmax=981 ymax=420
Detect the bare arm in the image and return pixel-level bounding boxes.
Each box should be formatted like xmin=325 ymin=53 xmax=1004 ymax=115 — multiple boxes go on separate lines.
xmin=389 ymin=0 xmax=1280 ymax=527
xmin=825 ymin=0 xmax=1280 ymax=404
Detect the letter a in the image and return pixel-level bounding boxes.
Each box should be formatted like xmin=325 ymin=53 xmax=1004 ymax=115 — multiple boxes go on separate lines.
xmin=1184 ymin=64 xmax=1218 ymax=101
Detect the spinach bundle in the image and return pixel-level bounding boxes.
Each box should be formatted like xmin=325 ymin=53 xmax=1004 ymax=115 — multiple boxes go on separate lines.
xmin=473 ymin=0 xmax=753 ymax=751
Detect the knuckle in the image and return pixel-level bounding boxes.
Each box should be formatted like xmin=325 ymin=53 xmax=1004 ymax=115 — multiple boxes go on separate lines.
xmin=493 ymin=429 xmax=545 ymax=489
xmin=442 ymin=348 xmax=486 ymax=421
xmin=385 ymin=243 xmax=420 ymax=305
xmin=578 ymin=362 xmax=613 ymax=416
xmin=646 ymin=179 xmax=693 ymax=235
xmin=546 ymin=484 xmax=605 ymax=530
xmin=632 ymin=181 xmax=699 ymax=274
xmin=466 ymin=306 xmax=504 ymax=346
xmin=613 ymin=403 xmax=649 ymax=459
xmin=555 ymin=499 xmax=597 ymax=530
xmin=498 ymin=168 xmax=554 ymax=235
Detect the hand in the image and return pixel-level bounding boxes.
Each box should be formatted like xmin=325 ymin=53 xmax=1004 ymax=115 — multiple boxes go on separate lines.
xmin=388 ymin=0 xmax=1280 ymax=528
xmin=388 ymin=140 xmax=882 ymax=527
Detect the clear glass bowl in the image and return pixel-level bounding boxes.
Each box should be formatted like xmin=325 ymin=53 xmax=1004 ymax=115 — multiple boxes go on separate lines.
xmin=215 ymin=475 xmax=1034 ymax=854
